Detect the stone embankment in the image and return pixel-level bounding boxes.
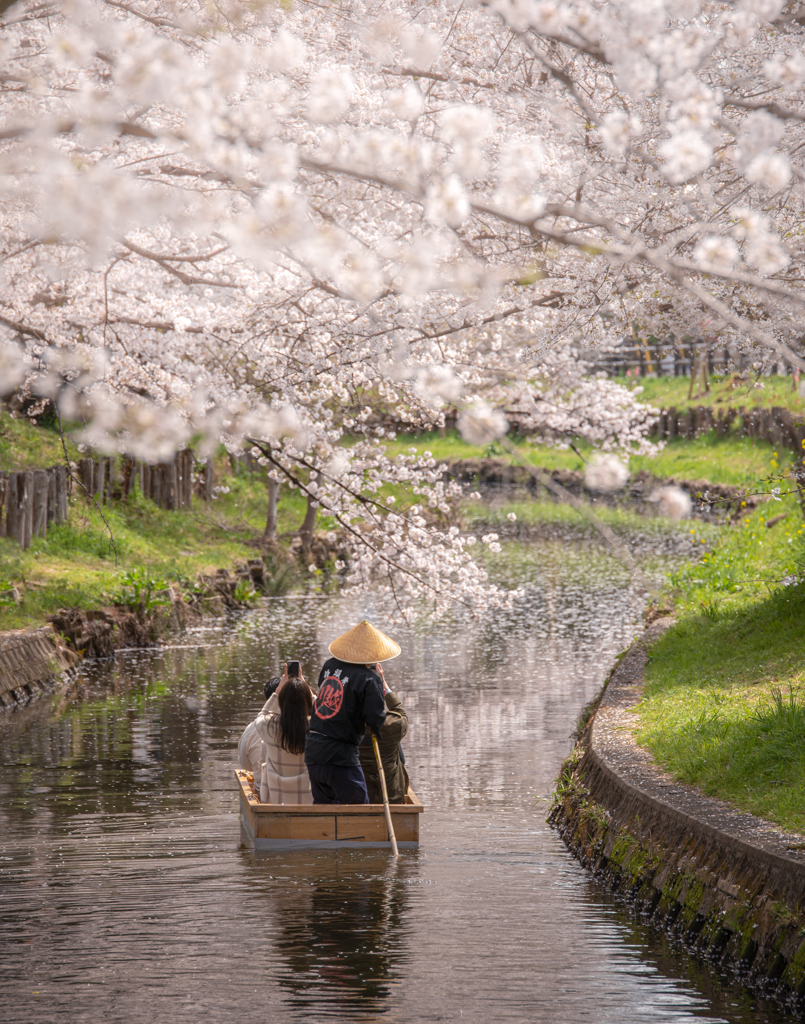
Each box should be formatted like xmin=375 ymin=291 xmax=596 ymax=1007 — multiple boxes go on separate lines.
xmin=0 ymin=626 xmax=77 ymax=711
xmin=550 ymin=621 xmax=805 ymax=1014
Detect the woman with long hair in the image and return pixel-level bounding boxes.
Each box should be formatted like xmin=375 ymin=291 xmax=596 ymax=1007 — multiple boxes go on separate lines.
xmin=253 ymin=670 xmax=315 ymax=804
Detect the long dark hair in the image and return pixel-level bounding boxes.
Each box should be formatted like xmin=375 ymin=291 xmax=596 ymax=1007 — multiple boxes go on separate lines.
xmin=277 ymin=678 xmax=313 ymax=755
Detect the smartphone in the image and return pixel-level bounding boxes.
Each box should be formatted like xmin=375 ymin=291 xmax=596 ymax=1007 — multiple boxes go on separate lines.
xmin=286 ymin=660 xmax=300 ymax=677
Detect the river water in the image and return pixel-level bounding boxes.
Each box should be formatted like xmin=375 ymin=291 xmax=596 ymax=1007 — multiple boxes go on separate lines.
xmin=0 ymin=543 xmax=797 ymax=1024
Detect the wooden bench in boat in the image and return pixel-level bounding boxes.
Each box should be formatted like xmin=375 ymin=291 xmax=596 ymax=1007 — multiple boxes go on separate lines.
xmin=236 ymin=769 xmax=424 ymax=850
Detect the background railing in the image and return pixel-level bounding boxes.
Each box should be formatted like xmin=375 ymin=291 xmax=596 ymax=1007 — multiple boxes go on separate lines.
xmin=582 ymin=338 xmax=798 ymax=378
xmin=0 ymin=450 xmax=215 ymax=550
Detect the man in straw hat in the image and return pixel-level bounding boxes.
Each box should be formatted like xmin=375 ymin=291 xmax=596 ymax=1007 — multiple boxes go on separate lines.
xmin=305 ymin=620 xmax=401 ymax=805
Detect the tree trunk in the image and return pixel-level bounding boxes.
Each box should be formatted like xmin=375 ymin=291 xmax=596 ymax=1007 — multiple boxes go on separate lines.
xmin=264 ymin=478 xmax=280 ymax=541
xmin=299 ymin=473 xmax=319 ymax=552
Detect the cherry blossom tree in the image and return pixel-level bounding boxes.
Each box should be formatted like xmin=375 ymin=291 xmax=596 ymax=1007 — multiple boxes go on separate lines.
xmin=1 ymin=0 xmax=804 ymax=616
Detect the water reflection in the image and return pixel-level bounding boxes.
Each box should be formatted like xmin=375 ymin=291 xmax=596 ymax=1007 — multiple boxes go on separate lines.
xmin=245 ymin=852 xmax=409 ymax=1017
xmin=0 ymin=543 xmax=798 ymax=1023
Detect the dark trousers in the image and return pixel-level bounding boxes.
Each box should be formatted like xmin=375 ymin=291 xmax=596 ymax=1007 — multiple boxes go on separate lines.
xmin=306 ymin=762 xmax=369 ymax=805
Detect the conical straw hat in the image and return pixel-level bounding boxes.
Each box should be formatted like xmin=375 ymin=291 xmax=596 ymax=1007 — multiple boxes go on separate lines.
xmin=328 ymin=620 xmax=401 ymax=664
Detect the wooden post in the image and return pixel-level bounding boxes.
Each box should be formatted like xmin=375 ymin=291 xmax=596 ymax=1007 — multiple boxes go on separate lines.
xmin=47 ymin=469 xmax=57 ymax=524
xmin=182 ymin=450 xmax=193 ymax=507
xmin=94 ymin=458 xmax=105 ymax=502
xmin=22 ymin=470 xmax=34 ymax=549
xmin=54 ymin=465 xmax=68 ymax=522
xmin=0 ymin=471 xmax=6 ymax=537
xmin=122 ymin=458 xmax=135 ymax=499
xmin=178 ymin=451 xmax=187 ymax=508
xmin=668 ymin=406 xmax=677 ymax=441
xmin=143 ymin=463 xmax=152 ymax=503
xmin=32 ymin=470 xmax=50 ymax=540
xmin=174 ymin=454 xmax=183 ymax=509
xmin=187 ymin=450 xmax=195 ymax=506
xmin=204 ymin=455 xmax=214 ymax=501
xmin=79 ymin=457 xmax=94 ymax=496
xmin=6 ymin=474 xmax=21 ymax=546
xmin=6 ymin=471 xmax=34 ymax=549
xmin=165 ymin=459 xmax=177 ymax=510
xmin=106 ymin=457 xmax=115 ymax=502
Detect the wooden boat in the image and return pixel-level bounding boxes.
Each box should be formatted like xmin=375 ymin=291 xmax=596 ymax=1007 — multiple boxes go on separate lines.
xmin=236 ymin=769 xmax=424 ymax=850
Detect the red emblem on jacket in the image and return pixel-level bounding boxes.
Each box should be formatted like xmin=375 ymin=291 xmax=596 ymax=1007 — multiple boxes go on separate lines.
xmin=314 ymin=675 xmax=344 ymax=720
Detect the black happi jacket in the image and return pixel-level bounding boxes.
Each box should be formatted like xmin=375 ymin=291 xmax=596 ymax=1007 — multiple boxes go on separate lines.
xmin=304 ymin=658 xmax=387 ymax=768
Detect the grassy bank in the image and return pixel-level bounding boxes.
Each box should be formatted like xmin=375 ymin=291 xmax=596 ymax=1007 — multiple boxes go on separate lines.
xmin=636 ymin=492 xmax=805 ymax=832
xmin=629 ymin=373 xmax=805 ymax=414
xmin=0 ymin=407 xmax=788 ymax=640
xmin=384 ymin=428 xmax=788 ymax=487
xmin=0 ymin=417 xmax=316 ymax=629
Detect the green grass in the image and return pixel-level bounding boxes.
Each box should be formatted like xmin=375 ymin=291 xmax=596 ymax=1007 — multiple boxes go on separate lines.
xmin=625 ymin=374 xmax=805 ymax=414
xmin=381 ymin=428 xmax=789 ymax=487
xmin=637 ymin=492 xmax=805 ymax=832
xmin=0 ymin=459 xmax=311 ymax=630
xmin=0 ymin=408 xmax=83 ymax=470
xmin=462 ymin=496 xmax=719 ymax=537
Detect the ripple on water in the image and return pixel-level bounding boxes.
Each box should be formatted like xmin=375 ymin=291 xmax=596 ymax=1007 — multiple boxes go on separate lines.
xmin=0 ymin=545 xmax=796 ymax=1024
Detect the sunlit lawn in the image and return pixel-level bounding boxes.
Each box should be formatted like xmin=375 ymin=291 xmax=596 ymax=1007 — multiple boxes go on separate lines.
xmin=638 ymin=494 xmax=805 ymax=832
xmin=381 ymin=428 xmax=789 ymax=487
xmin=627 ymin=373 xmax=805 ymax=414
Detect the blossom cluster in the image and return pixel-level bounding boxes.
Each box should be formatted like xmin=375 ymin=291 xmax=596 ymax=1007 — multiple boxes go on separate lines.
xmin=1 ymin=0 xmax=804 ymax=612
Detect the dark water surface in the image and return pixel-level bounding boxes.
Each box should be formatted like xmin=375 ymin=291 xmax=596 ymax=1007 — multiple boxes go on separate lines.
xmin=0 ymin=549 xmax=797 ymax=1024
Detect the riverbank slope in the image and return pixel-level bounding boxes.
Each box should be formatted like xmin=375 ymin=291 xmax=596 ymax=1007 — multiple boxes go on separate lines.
xmin=550 ymin=487 xmax=805 ymax=1010
xmin=549 ymin=621 xmax=805 ymax=1014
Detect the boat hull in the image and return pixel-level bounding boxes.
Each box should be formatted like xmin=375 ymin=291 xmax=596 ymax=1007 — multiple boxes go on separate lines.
xmin=236 ymin=769 xmax=423 ymax=850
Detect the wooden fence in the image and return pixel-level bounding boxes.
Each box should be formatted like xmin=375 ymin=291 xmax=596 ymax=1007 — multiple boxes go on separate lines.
xmin=0 ymin=449 xmax=215 ymax=550
xmin=656 ymin=405 xmax=805 ymax=454
xmin=586 ymin=339 xmax=795 ymax=378
xmin=0 ymin=465 xmax=69 ymax=549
